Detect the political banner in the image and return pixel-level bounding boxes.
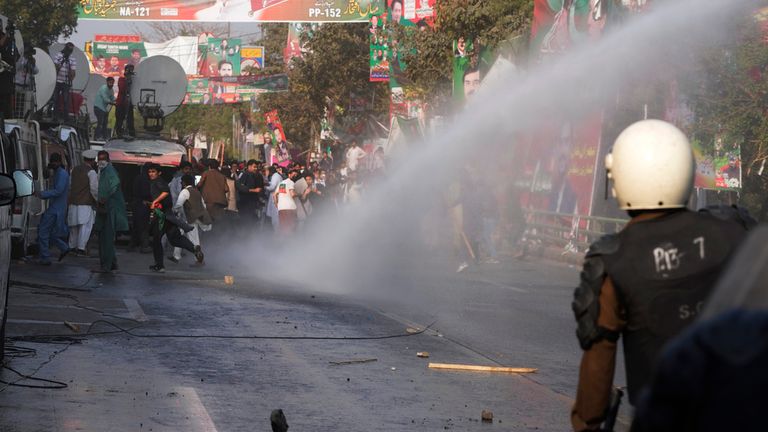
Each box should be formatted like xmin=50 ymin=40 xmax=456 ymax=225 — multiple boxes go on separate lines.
xmin=264 ymin=110 xmax=291 ymax=166
xmin=240 ymin=46 xmax=265 ymax=75
xmin=387 ymin=0 xmax=434 ymax=27
xmin=369 ymin=13 xmax=389 ymax=82
xmin=692 ymin=138 xmax=742 ymax=190
xmin=77 ymin=0 xmax=385 ymax=22
xmin=184 ymin=74 xmax=289 ymax=105
xmin=198 ymin=37 xmax=242 ymax=77
xmin=91 ymin=41 xmax=147 ymax=77
xmin=284 ymin=23 xmax=321 ymax=66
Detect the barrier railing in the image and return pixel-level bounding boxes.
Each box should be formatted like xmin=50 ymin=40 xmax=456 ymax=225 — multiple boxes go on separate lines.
xmin=520 ymin=209 xmax=627 ymax=256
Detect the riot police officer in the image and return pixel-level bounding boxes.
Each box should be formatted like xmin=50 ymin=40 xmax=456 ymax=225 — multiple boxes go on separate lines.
xmin=570 ymin=119 xmax=751 ymax=431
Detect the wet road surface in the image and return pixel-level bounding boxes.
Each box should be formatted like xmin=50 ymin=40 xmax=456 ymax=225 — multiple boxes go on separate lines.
xmin=0 ymin=248 xmax=628 ymax=431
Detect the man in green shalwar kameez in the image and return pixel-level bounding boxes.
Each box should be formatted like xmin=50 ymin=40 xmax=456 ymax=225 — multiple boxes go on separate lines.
xmin=93 ymin=150 xmax=128 ymax=273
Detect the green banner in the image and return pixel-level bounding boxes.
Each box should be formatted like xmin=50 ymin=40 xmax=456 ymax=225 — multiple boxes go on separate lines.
xmin=91 ymin=41 xmax=147 ymax=77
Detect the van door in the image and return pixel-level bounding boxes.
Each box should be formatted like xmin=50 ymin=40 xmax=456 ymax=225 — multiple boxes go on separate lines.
xmin=0 ymin=128 xmax=13 ymax=361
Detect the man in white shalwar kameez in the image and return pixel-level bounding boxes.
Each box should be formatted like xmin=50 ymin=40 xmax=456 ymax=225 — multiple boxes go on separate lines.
xmin=68 ymin=150 xmax=99 ymax=255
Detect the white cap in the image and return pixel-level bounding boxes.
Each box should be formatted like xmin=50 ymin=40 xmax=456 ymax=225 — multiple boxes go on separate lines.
xmin=82 ymin=149 xmax=99 ymax=160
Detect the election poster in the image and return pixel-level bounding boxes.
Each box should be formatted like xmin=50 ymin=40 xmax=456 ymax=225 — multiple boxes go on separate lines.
xmin=284 ymin=23 xmax=321 ymax=65
xmin=692 ymin=137 xmax=742 ymax=190
xmin=264 ymin=110 xmax=291 ymax=166
xmin=78 ymin=0 xmax=386 ymax=23
xmin=91 ymin=41 xmax=147 ymax=77
xmin=240 ymin=46 xmax=265 ymax=74
xmin=185 ymin=74 xmax=289 ymax=105
xmin=198 ymin=37 xmax=242 ymax=77
xmin=369 ymin=13 xmax=389 ymax=82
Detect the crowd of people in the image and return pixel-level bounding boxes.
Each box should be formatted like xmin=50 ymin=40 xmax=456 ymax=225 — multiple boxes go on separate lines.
xmin=29 ymin=139 xmax=395 ymax=273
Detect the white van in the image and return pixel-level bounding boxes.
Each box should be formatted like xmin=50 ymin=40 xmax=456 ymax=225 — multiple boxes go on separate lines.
xmin=4 ymin=120 xmax=85 ymax=257
xmin=0 ymin=124 xmax=36 ymax=361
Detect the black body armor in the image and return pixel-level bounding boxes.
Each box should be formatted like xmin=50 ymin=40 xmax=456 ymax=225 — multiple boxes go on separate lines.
xmin=575 ymin=209 xmax=748 ymax=403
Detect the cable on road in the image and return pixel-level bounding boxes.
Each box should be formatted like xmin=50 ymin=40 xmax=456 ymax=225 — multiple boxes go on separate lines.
xmin=11 ymin=319 xmax=437 ymax=343
xmin=0 ymin=365 xmax=68 ymax=390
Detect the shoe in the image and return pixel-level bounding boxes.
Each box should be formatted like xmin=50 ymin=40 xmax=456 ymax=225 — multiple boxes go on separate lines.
xmin=167 ymin=256 xmax=180 ymax=264
xmin=91 ymin=268 xmax=113 ymax=274
xmin=485 ymin=258 xmax=500 ymax=264
xmin=456 ymin=262 xmax=469 ymax=273
xmin=58 ymin=248 xmax=71 ymax=262
xmin=149 ymin=265 xmax=165 ymax=273
xmin=193 ymin=246 xmax=204 ymax=264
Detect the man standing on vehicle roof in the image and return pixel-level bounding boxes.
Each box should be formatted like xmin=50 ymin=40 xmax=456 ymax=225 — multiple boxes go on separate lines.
xmin=34 ymin=153 xmax=70 ymax=265
xmin=93 ymin=77 xmax=115 ymax=141
xmin=114 ymin=64 xmax=135 ymax=138
xmin=52 ymin=42 xmax=76 ymax=122
xmin=93 ymin=151 xmax=128 ymax=273
xmin=67 ymin=150 xmax=98 ymax=256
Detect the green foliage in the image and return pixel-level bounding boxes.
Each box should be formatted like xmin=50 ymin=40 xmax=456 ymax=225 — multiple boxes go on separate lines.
xmin=398 ymin=0 xmax=533 ymax=110
xmin=680 ymin=19 xmax=768 ymax=218
xmin=257 ymin=23 xmax=389 ymax=148
xmin=165 ymin=104 xmax=248 ymax=148
xmin=0 ymin=0 xmax=79 ymax=48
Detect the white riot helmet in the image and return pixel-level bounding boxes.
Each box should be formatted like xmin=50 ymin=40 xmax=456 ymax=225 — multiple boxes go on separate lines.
xmin=605 ymin=119 xmax=694 ymax=210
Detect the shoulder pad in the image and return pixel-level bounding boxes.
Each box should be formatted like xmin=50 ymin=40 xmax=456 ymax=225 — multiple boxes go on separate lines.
xmin=572 ymin=254 xmax=607 ymax=350
xmin=585 ymin=233 xmax=620 ymax=258
xmin=699 ymin=205 xmax=757 ymax=231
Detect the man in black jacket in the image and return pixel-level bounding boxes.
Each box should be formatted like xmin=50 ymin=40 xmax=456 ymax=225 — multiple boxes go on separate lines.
xmin=236 ymin=159 xmax=264 ymax=226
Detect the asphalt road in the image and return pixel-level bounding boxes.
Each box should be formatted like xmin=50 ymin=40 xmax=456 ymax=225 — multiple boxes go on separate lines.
xmin=0 ymin=248 xmax=629 ymax=431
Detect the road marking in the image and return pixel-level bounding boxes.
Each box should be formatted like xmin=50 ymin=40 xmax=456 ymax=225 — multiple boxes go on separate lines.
xmin=177 ymin=387 xmax=218 ymax=432
xmin=123 ymin=299 xmax=149 ymax=322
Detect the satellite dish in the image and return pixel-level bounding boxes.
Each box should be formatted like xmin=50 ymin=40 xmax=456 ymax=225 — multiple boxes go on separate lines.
xmin=32 ymin=47 xmax=56 ymax=111
xmin=131 ymin=55 xmax=187 ymax=117
xmin=49 ymin=43 xmax=90 ymax=92
xmin=83 ymin=74 xmax=106 ymax=122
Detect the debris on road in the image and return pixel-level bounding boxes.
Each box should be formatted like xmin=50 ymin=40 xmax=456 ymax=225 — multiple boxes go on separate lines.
xmin=417 ymin=351 xmax=430 ymax=358
xmin=406 ymin=327 xmax=421 ymax=334
xmin=64 ymin=321 xmax=81 ymax=333
xmin=270 ymin=409 xmax=289 ymax=432
xmin=428 ymin=363 xmax=537 ymax=374
xmin=481 ymin=410 xmax=493 ymax=423
xmin=224 ymin=275 xmax=235 ymax=285
xmin=328 ymin=358 xmax=378 ymax=366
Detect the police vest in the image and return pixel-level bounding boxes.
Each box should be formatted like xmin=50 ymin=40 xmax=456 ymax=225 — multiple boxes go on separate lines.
xmin=602 ymin=210 xmax=747 ymax=402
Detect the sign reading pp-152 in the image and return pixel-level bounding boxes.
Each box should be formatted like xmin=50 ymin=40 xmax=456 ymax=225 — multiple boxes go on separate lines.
xmin=78 ymin=0 xmax=386 ymax=22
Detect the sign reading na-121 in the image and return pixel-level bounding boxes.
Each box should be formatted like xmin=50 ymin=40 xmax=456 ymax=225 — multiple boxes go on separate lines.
xmin=77 ymin=0 xmax=385 ymax=22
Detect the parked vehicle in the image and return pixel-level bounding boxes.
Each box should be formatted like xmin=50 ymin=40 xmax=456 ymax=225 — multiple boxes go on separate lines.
xmin=104 ymin=137 xmax=187 ymax=205
xmin=4 ymin=120 xmax=90 ymax=257
xmin=0 ymin=124 xmax=36 ymax=362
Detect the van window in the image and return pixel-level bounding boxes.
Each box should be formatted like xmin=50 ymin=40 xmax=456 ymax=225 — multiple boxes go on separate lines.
xmin=25 ymin=144 xmax=38 ymax=180
xmin=2 ymin=133 xmax=15 ymax=172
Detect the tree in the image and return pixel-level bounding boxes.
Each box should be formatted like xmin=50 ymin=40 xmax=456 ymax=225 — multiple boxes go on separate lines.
xmin=132 ymin=22 xmax=229 ymax=43
xmin=680 ymin=18 xmax=768 ymax=219
xmin=396 ymin=0 xmax=533 ymax=111
xmin=256 ymin=23 xmax=390 ymax=149
xmin=0 ymin=0 xmax=79 ymax=48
